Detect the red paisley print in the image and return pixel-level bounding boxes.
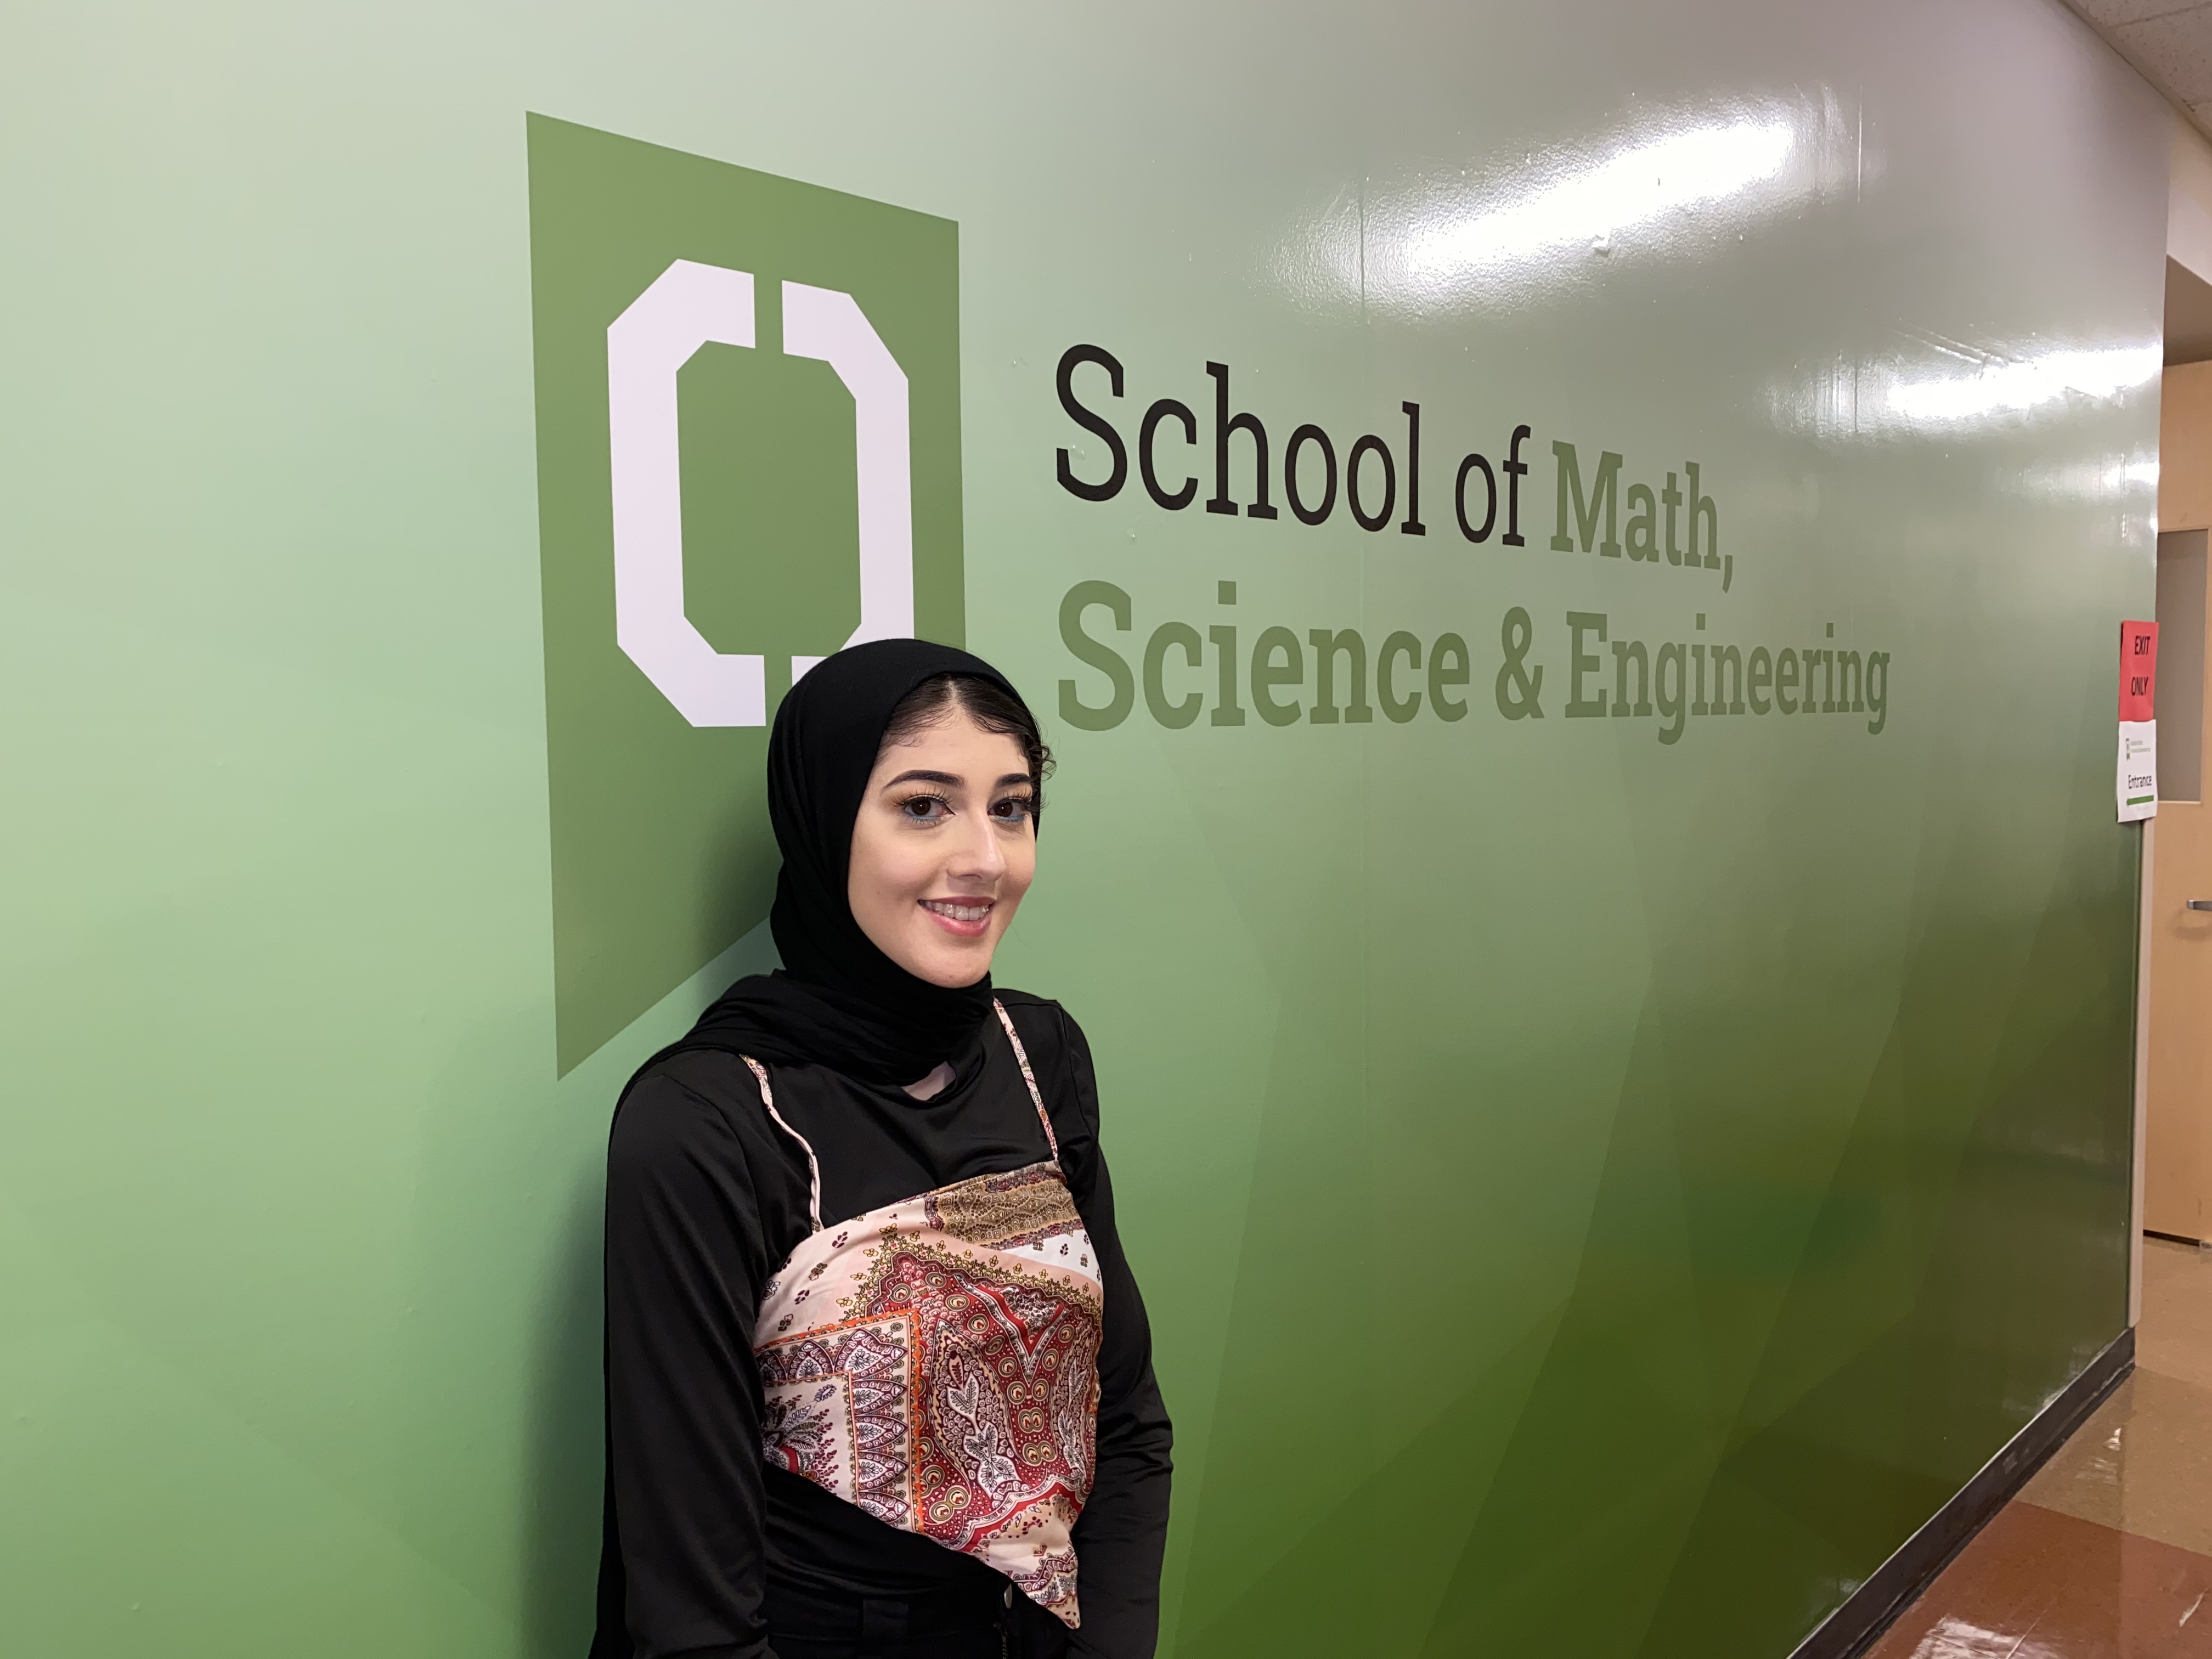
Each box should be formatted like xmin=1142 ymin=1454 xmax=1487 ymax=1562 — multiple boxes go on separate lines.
xmin=754 ymin=1159 xmax=1103 ymax=1627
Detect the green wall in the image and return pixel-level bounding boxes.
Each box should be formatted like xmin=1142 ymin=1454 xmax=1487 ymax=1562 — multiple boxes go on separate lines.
xmin=0 ymin=2 xmax=2166 ymax=1656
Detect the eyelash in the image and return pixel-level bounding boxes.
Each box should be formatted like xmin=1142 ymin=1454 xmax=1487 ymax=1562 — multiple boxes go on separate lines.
xmin=895 ymin=792 xmax=1034 ymax=826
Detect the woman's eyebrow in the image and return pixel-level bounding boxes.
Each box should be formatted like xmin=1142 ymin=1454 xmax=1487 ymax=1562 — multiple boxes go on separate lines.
xmin=997 ymin=772 xmax=1032 ymax=789
xmin=881 ymin=769 xmax=961 ymax=789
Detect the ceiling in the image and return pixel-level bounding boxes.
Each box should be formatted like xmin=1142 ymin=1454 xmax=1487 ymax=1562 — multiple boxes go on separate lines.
xmin=2066 ymin=1 xmax=2212 ymax=137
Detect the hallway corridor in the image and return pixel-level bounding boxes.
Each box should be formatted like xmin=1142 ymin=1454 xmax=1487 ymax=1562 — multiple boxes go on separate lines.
xmin=1868 ymin=1240 xmax=2212 ymax=1656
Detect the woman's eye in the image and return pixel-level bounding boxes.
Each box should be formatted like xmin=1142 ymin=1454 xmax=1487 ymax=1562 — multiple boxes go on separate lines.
xmin=898 ymin=794 xmax=951 ymax=822
xmin=990 ymin=795 xmax=1035 ymax=825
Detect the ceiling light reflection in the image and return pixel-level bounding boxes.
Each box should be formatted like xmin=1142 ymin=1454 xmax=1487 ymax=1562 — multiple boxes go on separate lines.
xmin=1403 ymin=119 xmax=1796 ymax=280
xmin=2005 ymin=455 xmax=2159 ymax=504
xmin=1267 ymin=92 xmax=1854 ymax=320
xmin=1884 ymin=345 xmax=2162 ymax=426
xmin=1767 ymin=344 xmax=2161 ymax=442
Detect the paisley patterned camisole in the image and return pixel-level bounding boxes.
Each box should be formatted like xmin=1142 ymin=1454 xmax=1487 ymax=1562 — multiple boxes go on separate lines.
xmin=742 ymin=1000 xmax=1104 ymax=1629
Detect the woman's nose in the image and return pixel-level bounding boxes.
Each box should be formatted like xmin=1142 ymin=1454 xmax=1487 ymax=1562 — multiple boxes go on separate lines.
xmin=946 ymin=811 xmax=1006 ymax=880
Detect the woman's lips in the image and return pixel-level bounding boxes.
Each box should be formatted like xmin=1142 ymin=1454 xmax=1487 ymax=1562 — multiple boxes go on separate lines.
xmin=919 ymin=898 xmax=994 ymax=938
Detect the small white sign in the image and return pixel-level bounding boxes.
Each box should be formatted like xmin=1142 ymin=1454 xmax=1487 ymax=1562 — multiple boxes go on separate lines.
xmin=2118 ymin=719 xmax=2158 ymax=822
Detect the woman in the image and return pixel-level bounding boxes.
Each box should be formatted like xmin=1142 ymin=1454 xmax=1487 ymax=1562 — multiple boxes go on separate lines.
xmin=591 ymin=639 xmax=1173 ymax=1659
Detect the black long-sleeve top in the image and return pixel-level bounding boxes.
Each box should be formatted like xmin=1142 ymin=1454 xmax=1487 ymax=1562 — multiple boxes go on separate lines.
xmin=590 ymin=991 xmax=1173 ymax=1659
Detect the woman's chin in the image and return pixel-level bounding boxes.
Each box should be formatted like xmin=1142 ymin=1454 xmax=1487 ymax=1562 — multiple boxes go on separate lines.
xmin=902 ymin=943 xmax=995 ymax=990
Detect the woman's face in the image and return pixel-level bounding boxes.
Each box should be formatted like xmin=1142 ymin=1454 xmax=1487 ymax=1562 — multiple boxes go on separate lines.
xmin=848 ymin=708 xmax=1037 ymax=989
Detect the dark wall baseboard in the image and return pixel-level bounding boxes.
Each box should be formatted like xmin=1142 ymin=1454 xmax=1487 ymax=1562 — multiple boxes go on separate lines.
xmin=1787 ymin=1324 xmax=2136 ymax=1659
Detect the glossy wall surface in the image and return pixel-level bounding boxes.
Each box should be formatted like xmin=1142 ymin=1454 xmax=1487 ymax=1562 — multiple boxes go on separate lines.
xmin=0 ymin=2 xmax=2165 ymax=1656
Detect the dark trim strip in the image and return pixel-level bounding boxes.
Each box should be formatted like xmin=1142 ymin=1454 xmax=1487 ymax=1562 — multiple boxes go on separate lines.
xmin=1788 ymin=1324 xmax=2135 ymax=1659
xmin=2146 ymin=1228 xmax=2204 ymax=1248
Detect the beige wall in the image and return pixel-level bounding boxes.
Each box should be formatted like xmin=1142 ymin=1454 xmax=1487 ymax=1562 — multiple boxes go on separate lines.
xmin=2174 ymin=113 xmax=2212 ymax=284
xmin=2162 ymin=362 xmax=2212 ymax=528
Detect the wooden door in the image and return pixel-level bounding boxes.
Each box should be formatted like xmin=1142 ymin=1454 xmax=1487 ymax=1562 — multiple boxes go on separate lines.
xmin=2147 ymin=362 xmax=2212 ymax=1242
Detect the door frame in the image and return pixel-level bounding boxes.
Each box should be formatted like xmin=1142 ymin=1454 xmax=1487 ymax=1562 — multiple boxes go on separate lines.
xmin=2134 ymin=815 xmax=2153 ymax=1326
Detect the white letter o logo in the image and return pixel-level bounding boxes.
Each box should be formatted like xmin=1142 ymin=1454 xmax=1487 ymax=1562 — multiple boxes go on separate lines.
xmin=605 ymin=259 xmax=916 ymax=726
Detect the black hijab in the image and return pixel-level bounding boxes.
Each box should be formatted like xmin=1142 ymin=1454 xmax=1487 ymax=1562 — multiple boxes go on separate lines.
xmin=651 ymin=638 xmax=1034 ymax=1087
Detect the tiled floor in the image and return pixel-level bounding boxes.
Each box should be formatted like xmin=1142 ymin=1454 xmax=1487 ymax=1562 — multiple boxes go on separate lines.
xmin=1866 ymin=1238 xmax=2212 ymax=1658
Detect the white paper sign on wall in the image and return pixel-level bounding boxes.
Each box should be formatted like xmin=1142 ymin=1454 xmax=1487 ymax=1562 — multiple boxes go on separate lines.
xmin=2118 ymin=720 xmax=2158 ymax=822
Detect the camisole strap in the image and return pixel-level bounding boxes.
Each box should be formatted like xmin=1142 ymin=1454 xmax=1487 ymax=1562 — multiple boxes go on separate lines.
xmin=991 ymin=999 xmax=1060 ymax=1164
xmin=740 ymin=1054 xmax=824 ymax=1234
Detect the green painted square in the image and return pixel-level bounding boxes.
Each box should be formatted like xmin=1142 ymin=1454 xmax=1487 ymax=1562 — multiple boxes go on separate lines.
xmin=527 ymin=114 xmax=964 ymax=1074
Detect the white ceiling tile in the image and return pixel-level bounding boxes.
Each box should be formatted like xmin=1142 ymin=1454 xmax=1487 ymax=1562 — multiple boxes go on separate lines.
xmin=2075 ymin=0 xmax=2203 ymax=25
xmin=2116 ymin=7 xmax=2212 ymax=103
